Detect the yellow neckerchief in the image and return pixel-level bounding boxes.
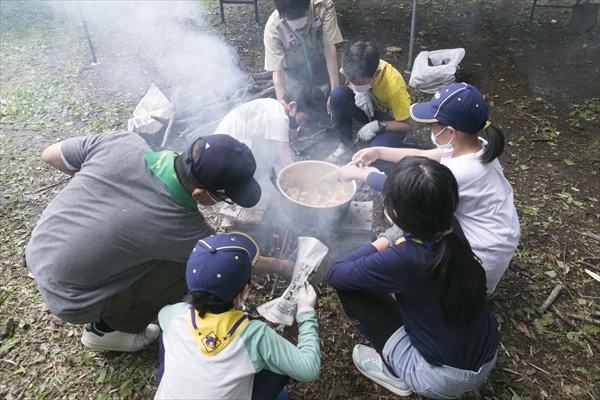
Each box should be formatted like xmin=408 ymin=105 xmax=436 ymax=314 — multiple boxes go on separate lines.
xmin=394 ymin=234 xmax=433 ymax=250
xmin=186 ymin=309 xmax=249 ymax=357
xmin=394 ymin=226 xmax=454 ymax=249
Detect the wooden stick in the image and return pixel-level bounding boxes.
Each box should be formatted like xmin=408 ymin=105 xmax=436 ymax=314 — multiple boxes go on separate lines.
xmin=538 ymin=283 xmax=563 ymax=314
xmin=581 ymin=231 xmax=600 ymax=242
xmin=551 ymin=306 xmax=600 ymax=353
xmin=577 ymin=260 xmax=600 ymax=272
xmin=34 ymin=178 xmax=70 ymax=193
xmin=160 ymin=114 xmax=176 ymax=149
xmin=316 ymin=159 xmax=362 ymax=183
xmin=566 ymin=313 xmax=600 ymax=326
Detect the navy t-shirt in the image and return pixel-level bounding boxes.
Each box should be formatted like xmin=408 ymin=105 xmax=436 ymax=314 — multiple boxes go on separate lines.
xmin=326 ymin=221 xmax=499 ymax=371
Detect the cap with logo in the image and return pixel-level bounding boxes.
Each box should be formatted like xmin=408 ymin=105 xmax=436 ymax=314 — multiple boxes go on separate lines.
xmin=186 ymin=232 xmax=260 ymax=303
xmin=183 ymin=134 xmax=261 ymax=208
xmin=409 ymin=82 xmax=489 ymax=134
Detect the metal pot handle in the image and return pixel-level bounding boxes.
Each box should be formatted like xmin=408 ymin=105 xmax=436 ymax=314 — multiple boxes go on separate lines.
xmin=269 ymin=167 xmax=280 ymax=193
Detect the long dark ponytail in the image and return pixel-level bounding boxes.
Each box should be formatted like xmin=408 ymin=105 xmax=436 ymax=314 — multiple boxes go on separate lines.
xmin=382 ymin=157 xmax=487 ymax=325
xmin=480 ymin=123 xmax=505 ymax=164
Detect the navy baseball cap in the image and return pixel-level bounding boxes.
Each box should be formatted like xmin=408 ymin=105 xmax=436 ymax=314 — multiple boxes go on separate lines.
xmin=186 ymin=232 xmax=260 ymax=303
xmin=409 ymin=83 xmax=489 ymax=134
xmin=184 ymin=134 xmax=262 ymax=208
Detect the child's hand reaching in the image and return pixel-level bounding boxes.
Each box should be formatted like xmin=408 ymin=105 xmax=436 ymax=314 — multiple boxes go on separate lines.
xmin=296 ymin=282 xmax=317 ymax=315
xmin=337 ymin=164 xmax=370 ymax=182
xmin=353 ymin=148 xmax=379 ymax=166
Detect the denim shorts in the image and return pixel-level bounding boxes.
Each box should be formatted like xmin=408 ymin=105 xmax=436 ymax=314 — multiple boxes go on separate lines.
xmin=382 ymin=326 xmax=497 ymax=399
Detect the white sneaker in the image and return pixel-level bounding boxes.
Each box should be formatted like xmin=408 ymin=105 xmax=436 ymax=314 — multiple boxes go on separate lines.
xmin=81 ymin=322 xmax=160 ymax=352
xmin=352 ymin=344 xmax=413 ymax=397
xmin=325 ymin=143 xmax=354 ymax=165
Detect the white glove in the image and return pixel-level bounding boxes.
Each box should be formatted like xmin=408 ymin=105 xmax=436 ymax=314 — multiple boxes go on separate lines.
xmin=296 ymin=282 xmax=317 ymax=315
xmin=357 ymin=120 xmax=380 ymax=141
xmin=377 ymin=224 xmax=404 ymax=245
xmin=354 ymin=90 xmax=374 ymax=117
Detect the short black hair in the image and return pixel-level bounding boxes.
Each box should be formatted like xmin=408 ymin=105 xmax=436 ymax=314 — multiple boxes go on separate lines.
xmin=174 ymin=137 xmax=204 ymax=192
xmin=274 ymin=0 xmax=310 ymax=20
xmin=185 ymin=292 xmax=234 ymax=318
xmin=283 ymin=82 xmax=327 ymax=121
xmin=342 ymin=41 xmax=380 ymax=81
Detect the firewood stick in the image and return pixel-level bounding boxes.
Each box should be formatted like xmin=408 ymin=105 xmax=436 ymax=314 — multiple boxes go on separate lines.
xmin=160 ymin=115 xmax=176 ymax=149
xmin=34 ymin=178 xmax=70 ymax=193
xmin=150 ymin=115 xmax=170 ymax=124
xmin=538 ymin=283 xmax=563 ymax=314
xmin=577 ymin=260 xmax=600 ymax=272
xmin=177 ymin=125 xmax=196 ymax=139
xmin=581 ymin=231 xmax=600 ymax=242
xmin=185 ymin=119 xmax=222 ymax=141
xmin=566 ymin=313 xmax=600 ymax=326
xmin=551 ymin=306 xmax=600 ymax=353
xmin=592 ymin=311 xmax=600 ymax=318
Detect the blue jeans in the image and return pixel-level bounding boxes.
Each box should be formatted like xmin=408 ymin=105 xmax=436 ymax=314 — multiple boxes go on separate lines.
xmin=383 ymin=327 xmax=498 ymax=399
xmin=329 ymin=85 xmax=407 ymax=148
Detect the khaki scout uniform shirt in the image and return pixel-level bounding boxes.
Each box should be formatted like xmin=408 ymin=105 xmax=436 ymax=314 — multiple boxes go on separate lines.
xmin=264 ymin=0 xmax=343 ymax=71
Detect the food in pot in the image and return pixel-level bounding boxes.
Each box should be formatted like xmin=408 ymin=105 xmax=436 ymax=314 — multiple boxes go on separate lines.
xmin=283 ymin=181 xmax=352 ymax=207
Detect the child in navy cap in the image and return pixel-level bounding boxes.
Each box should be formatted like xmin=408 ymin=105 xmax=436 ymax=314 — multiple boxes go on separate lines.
xmin=155 ymin=232 xmax=319 ymax=400
xmin=338 ymin=82 xmax=520 ymax=295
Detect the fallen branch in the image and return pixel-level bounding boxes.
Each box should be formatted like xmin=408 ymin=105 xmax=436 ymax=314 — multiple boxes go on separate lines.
xmin=34 ymin=177 xmax=70 ymax=193
xmin=160 ymin=114 xmax=177 ymax=149
xmin=577 ymin=260 xmax=600 ymax=272
xmin=566 ymin=313 xmax=600 ymax=326
xmin=531 ymin=138 xmax=554 ymax=142
xmin=581 ymin=231 xmax=600 ymax=242
xmin=538 ymin=283 xmax=563 ymax=314
xmin=551 ymin=306 xmax=600 ymax=353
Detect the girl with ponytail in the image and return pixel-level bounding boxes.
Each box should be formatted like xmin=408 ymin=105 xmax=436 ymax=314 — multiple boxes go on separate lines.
xmin=327 ymin=157 xmax=499 ymax=399
xmin=341 ymin=82 xmax=520 ymax=294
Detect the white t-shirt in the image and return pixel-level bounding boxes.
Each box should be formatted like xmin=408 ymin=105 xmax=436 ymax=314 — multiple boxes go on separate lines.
xmin=214 ymin=98 xmax=290 ymax=149
xmin=441 ymin=139 xmax=521 ymax=293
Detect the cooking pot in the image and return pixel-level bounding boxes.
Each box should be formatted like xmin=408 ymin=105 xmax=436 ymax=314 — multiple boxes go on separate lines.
xmin=270 ymin=160 xmax=357 ymax=229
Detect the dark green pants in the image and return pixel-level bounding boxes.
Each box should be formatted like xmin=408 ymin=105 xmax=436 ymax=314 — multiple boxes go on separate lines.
xmin=100 ymin=261 xmax=188 ymax=333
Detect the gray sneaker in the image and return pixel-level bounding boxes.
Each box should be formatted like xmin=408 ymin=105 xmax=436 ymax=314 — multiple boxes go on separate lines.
xmin=81 ymin=322 xmax=160 ymax=352
xmin=352 ymin=344 xmax=413 ymax=397
xmin=325 ymin=143 xmax=354 ymax=165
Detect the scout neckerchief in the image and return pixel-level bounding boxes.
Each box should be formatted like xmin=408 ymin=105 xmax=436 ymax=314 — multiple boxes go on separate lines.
xmin=298 ymin=34 xmax=313 ymax=82
xmin=393 ymin=227 xmax=454 ymax=250
xmin=144 ymin=151 xmax=197 ymax=210
xmin=187 ymin=309 xmax=249 ymax=357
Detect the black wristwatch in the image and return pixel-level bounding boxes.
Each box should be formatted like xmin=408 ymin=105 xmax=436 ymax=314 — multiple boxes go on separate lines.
xmin=378 ymin=120 xmax=388 ymax=132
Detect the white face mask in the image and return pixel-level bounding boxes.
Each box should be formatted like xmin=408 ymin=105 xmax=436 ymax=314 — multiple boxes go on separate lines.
xmin=350 ymin=79 xmax=373 ymax=93
xmin=287 ymin=16 xmax=308 ymax=30
xmin=431 ymin=126 xmax=453 ymax=149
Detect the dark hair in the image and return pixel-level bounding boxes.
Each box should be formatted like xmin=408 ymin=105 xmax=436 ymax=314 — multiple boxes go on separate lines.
xmin=274 ymin=0 xmax=310 ymax=20
xmin=174 ymin=137 xmax=204 ymax=192
xmin=185 ymin=292 xmax=234 ymax=318
xmin=342 ymin=41 xmax=380 ymax=81
xmin=480 ymin=124 xmax=505 ymax=164
xmin=382 ymin=157 xmax=487 ymax=325
xmin=283 ymin=82 xmax=327 ymax=120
